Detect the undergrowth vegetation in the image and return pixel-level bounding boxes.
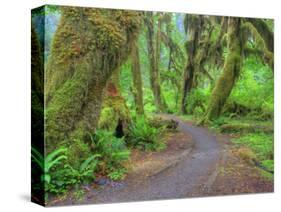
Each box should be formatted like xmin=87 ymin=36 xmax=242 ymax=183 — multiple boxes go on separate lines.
xmin=32 ymin=115 xmax=171 ymax=197
xmin=233 ymin=133 xmax=273 ymax=172
xmin=127 ymin=116 xmax=166 ymax=151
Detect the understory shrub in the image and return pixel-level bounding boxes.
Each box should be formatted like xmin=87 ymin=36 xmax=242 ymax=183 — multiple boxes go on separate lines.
xmin=147 ymin=116 xmax=178 ymax=131
xmin=89 ymin=130 xmax=130 ymax=180
xmin=227 ymin=57 xmax=273 ymax=119
xmin=185 ymin=88 xmax=210 ymax=116
xmin=32 ymin=146 xmax=100 ymax=194
xmin=127 ymin=116 xmax=165 ymax=151
xmin=31 ymin=146 xmax=67 ymax=186
xmin=32 ymin=130 xmax=131 ymax=195
xmin=46 ymin=154 xmax=100 ymax=194
xmin=232 ymin=132 xmax=273 ymax=172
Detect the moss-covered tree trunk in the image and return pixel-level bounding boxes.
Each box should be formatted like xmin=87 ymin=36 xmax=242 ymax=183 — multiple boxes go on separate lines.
xmin=98 ymin=69 xmax=131 ymax=136
xmin=145 ymin=12 xmax=166 ymax=112
xmin=181 ymin=15 xmax=202 ymax=114
xmin=203 ymin=17 xmax=242 ymax=122
xmin=45 ymin=7 xmax=141 ymax=165
xmin=245 ymin=18 xmax=274 ymax=71
xmin=131 ymin=41 xmax=144 ymax=115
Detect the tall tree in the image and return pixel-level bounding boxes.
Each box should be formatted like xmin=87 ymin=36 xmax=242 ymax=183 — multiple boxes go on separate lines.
xmin=131 ymin=40 xmax=144 ymax=115
xmin=202 ymin=17 xmax=274 ymax=123
xmin=203 ymin=17 xmax=243 ymax=122
xmin=160 ymin=13 xmax=185 ymax=109
xmin=144 ymin=12 xmax=167 ymax=112
xmin=181 ymin=15 xmax=214 ymax=114
xmin=45 ymin=7 xmax=141 ymax=166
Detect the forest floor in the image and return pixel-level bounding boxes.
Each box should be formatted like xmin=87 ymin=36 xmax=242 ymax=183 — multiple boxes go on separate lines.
xmin=48 ymin=115 xmax=273 ymax=206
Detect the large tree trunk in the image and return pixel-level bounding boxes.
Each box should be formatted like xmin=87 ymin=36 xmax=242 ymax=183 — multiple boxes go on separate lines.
xmin=181 ymin=15 xmax=202 ymax=114
xmin=131 ymin=41 xmax=144 ymax=115
xmin=145 ymin=12 xmax=166 ymax=112
xmin=98 ymin=69 xmax=131 ymax=136
xmin=203 ymin=17 xmax=242 ymax=122
xmin=45 ymin=7 xmax=141 ymax=166
xmin=181 ymin=15 xmax=227 ymax=114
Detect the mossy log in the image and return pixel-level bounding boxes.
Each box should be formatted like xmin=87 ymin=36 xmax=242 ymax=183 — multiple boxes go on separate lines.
xmin=45 ymin=7 xmax=141 ymax=164
xmin=220 ymin=123 xmax=273 ymax=133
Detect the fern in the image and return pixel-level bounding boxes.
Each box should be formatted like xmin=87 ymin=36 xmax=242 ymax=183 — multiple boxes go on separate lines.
xmin=127 ymin=116 xmax=163 ymax=150
xmin=31 ymin=146 xmax=67 ymax=183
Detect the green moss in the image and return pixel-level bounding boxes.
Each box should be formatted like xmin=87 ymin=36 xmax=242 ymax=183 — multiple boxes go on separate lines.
xmin=203 ymin=18 xmax=242 ymax=122
xmin=220 ymin=123 xmax=273 ymax=133
xmin=233 ymin=133 xmax=273 ymax=161
xmin=98 ymin=95 xmax=131 ymax=133
xmin=242 ymin=21 xmax=273 ymax=69
xmin=45 ymin=7 xmax=141 ymax=165
xmin=31 ymin=25 xmax=44 ymax=95
xmin=232 ymin=132 xmax=273 ymax=174
xmin=64 ymin=138 xmax=92 ymax=169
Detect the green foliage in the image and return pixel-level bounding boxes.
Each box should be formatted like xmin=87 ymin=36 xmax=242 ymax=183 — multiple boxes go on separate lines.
xmin=67 ymin=155 xmax=100 ymax=183
xmin=232 ymin=133 xmax=273 ymax=171
xmin=98 ymin=95 xmax=131 ymax=132
xmin=143 ymin=88 xmax=157 ymax=113
xmin=46 ymin=154 xmax=100 ymax=194
xmin=73 ymin=189 xmax=86 ymax=201
xmin=31 ymin=146 xmax=67 ymax=184
xmin=185 ymin=88 xmax=211 ymax=116
xmin=107 ymin=168 xmax=127 ymax=181
xmin=32 ymin=146 xmax=101 ymax=194
xmin=210 ymin=116 xmax=228 ymax=128
xmin=89 ymin=130 xmax=130 ymax=174
xmin=186 ymin=88 xmax=210 ymax=116
xmin=261 ymin=160 xmax=274 ymax=173
xmin=228 ymin=57 xmax=273 ymax=119
xmin=127 ymin=116 xmax=165 ymax=151
xmin=162 ymin=87 xmax=180 ymax=114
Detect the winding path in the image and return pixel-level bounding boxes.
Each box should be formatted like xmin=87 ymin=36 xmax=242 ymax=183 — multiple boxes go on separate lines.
xmin=81 ymin=115 xmax=223 ymax=204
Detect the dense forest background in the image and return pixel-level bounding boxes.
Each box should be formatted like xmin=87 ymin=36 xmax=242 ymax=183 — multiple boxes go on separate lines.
xmin=31 ymin=6 xmax=274 ymax=204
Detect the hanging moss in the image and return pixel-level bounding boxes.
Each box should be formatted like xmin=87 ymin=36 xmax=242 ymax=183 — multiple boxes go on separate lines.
xmin=246 ymin=18 xmax=273 ymax=53
xmin=45 ymin=6 xmax=141 ymax=166
xmin=202 ymin=17 xmax=243 ymax=122
xmin=144 ymin=12 xmax=167 ymax=112
xmin=242 ymin=21 xmax=274 ymax=70
xmin=181 ymin=15 xmax=214 ymax=114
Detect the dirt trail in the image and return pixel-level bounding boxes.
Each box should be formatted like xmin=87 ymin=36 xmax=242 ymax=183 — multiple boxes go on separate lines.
xmin=75 ymin=115 xmax=223 ymax=204
xmin=50 ymin=115 xmax=273 ymax=206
